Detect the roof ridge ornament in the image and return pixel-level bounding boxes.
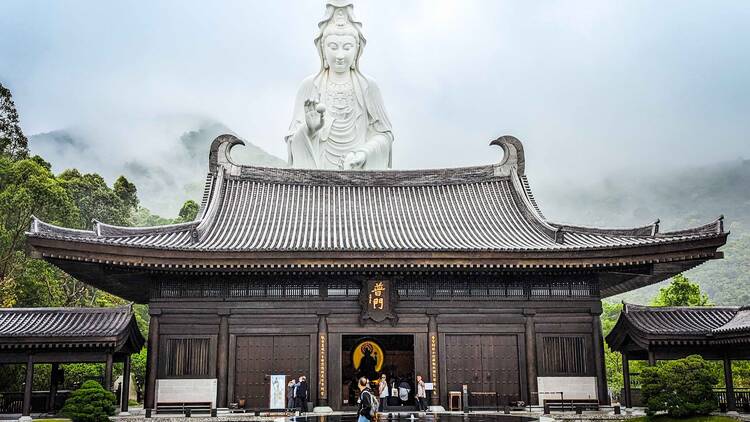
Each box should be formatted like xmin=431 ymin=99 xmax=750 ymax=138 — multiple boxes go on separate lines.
xmin=489 ymin=135 xmax=525 ymax=176
xmin=209 ymin=134 xmax=245 ymax=176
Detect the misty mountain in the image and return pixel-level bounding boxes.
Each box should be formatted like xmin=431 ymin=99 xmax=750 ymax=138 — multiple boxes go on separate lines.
xmin=29 ymin=117 xmax=287 ymax=216
xmin=534 ymin=159 xmax=750 ymax=306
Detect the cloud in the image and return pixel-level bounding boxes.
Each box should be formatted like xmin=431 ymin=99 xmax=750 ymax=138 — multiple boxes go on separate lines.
xmin=2 ymin=0 xmax=749 ymax=214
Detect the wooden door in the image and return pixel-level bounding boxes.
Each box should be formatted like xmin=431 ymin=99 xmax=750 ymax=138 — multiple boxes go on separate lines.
xmin=445 ymin=335 xmax=483 ymax=393
xmin=234 ymin=336 xmax=310 ymax=407
xmin=445 ymin=335 xmax=521 ymax=402
xmin=481 ymin=335 xmax=520 ymax=402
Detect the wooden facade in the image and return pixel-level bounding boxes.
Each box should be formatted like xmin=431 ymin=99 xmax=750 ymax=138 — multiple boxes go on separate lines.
xmin=26 ymin=135 xmax=728 ymax=410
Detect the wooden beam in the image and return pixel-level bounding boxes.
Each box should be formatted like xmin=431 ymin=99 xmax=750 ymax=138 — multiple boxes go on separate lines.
xmin=121 ymin=355 xmax=131 ymax=414
xmin=216 ymin=310 xmax=230 ymax=408
xmin=22 ymin=354 xmax=33 ymax=416
xmin=104 ymin=352 xmax=113 ymax=391
xmin=622 ymin=353 xmax=631 ymax=408
xmin=144 ymin=311 xmax=161 ymax=410
xmin=725 ymin=357 xmax=736 ymax=412
xmin=48 ymin=363 xmax=59 ymax=413
xmin=524 ymin=310 xmax=538 ymax=405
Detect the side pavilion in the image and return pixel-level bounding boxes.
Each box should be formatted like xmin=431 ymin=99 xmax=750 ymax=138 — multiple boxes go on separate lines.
xmin=0 ymin=306 xmax=145 ymax=418
xmin=606 ymin=303 xmax=750 ymax=411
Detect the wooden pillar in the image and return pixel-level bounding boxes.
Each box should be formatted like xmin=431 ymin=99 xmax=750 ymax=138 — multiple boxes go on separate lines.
xmin=48 ymin=362 xmax=59 ymax=413
xmin=648 ymin=349 xmax=656 ymax=366
xmin=104 ymin=352 xmax=114 ymax=391
xmin=144 ymin=309 xmax=161 ymax=410
xmin=121 ymin=355 xmax=131 ymax=413
xmin=591 ymin=311 xmax=609 ymax=404
xmin=216 ymin=310 xmax=230 ymax=408
xmin=427 ymin=311 xmax=440 ymax=407
xmin=622 ymin=353 xmax=631 ymax=408
xmin=524 ymin=310 xmax=538 ymax=405
xmin=317 ymin=311 xmax=330 ymax=406
xmin=724 ymin=357 xmax=736 ymax=411
xmin=22 ymin=354 xmax=34 ymax=417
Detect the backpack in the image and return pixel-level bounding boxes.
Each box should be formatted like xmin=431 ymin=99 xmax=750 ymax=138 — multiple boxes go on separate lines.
xmin=363 ymin=390 xmax=379 ymax=419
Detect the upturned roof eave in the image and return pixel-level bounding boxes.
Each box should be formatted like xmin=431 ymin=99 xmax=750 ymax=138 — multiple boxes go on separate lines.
xmin=26 ymin=230 xmax=726 ymax=271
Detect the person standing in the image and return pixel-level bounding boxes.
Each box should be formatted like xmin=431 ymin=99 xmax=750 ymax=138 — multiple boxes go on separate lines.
xmin=295 ymin=375 xmax=309 ymax=411
xmin=287 ymin=379 xmax=296 ymax=409
xmin=378 ymin=374 xmax=388 ymax=412
xmin=357 ymin=377 xmax=376 ymax=422
xmin=415 ymin=375 xmax=426 ymax=411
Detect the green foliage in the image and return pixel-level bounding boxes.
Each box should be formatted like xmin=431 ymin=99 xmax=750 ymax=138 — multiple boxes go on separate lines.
xmin=640 ymin=355 xmax=718 ymax=417
xmin=178 ymin=199 xmax=199 ymax=222
xmin=0 ymin=155 xmax=79 ymax=305
xmin=130 ymin=347 xmax=148 ymax=393
xmin=651 ymin=274 xmax=711 ymax=307
xmin=58 ymin=169 xmax=135 ymax=230
xmin=0 ymin=82 xmax=29 ymax=160
xmin=601 ymin=301 xmax=624 ymax=393
xmin=60 ymin=380 xmax=116 ymax=422
xmin=113 ymin=176 xmax=138 ymax=212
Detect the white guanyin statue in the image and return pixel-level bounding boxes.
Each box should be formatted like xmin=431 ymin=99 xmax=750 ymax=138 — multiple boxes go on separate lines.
xmin=285 ymin=0 xmax=394 ymax=170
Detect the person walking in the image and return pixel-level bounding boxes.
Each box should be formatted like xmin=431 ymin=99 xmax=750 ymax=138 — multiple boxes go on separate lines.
xmin=378 ymin=374 xmax=388 ymax=412
xmin=357 ymin=377 xmax=376 ymax=422
xmin=287 ymin=379 xmax=296 ymax=409
xmin=397 ymin=378 xmax=411 ymax=406
xmin=415 ymin=375 xmax=426 ymax=411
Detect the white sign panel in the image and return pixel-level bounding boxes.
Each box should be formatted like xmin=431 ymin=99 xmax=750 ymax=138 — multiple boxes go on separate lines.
xmin=269 ymin=375 xmax=286 ymax=409
xmin=537 ymin=377 xmax=597 ymax=404
xmin=156 ymin=379 xmax=217 ymax=408
xmin=424 ymin=383 xmax=434 ymax=391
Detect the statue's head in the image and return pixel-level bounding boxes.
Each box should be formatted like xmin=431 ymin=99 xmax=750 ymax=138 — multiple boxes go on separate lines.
xmin=315 ymin=2 xmax=366 ymax=74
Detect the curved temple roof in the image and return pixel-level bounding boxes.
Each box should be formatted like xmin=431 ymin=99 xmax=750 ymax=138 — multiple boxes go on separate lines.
xmin=25 ymin=135 xmax=727 ymax=300
xmin=28 ymin=135 xmax=724 ymax=253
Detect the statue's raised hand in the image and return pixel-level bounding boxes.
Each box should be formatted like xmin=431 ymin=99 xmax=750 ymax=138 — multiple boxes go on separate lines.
xmin=342 ymin=151 xmax=367 ymax=170
xmin=304 ymin=99 xmax=325 ymax=136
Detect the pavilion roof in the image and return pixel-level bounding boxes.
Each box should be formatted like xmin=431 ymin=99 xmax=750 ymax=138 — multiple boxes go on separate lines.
xmin=606 ymin=303 xmax=750 ymax=351
xmin=0 ymin=305 xmax=145 ymax=353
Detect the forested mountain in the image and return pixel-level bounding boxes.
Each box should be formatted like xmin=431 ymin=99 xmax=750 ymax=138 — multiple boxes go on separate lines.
xmin=535 ymin=158 xmax=750 ymax=305
xmin=29 ymin=119 xmax=286 ymax=216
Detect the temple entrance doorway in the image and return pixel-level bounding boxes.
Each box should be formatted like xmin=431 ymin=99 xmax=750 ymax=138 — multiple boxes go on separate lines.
xmin=341 ymin=335 xmax=415 ymax=408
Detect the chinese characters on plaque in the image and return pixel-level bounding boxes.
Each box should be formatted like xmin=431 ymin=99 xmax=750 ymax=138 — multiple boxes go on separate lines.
xmin=359 ymin=280 xmax=398 ymax=325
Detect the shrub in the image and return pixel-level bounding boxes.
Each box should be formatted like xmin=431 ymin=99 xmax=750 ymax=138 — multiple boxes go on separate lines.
xmin=61 ymin=380 xmax=116 ymax=422
xmin=640 ymin=355 xmax=718 ymax=417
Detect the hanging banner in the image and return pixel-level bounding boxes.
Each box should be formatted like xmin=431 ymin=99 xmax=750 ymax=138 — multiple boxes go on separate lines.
xmin=269 ymin=375 xmax=286 ymax=409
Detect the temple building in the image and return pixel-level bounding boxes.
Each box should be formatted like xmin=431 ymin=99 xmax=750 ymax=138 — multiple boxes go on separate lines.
xmin=25 ymin=134 xmax=728 ymax=411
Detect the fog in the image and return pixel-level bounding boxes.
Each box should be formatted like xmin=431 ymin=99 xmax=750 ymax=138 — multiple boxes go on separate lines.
xmin=1 ymin=0 xmax=749 ymax=216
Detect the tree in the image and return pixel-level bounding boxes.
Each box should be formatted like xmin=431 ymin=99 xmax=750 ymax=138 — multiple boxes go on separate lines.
xmin=0 ymin=82 xmax=29 ymax=160
xmin=0 ymin=155 xmax=79 ymax=303
xmin=651 ymin=273 xmax=711 ymax=307
xmin=114 ymin=176 xmax=138 ymax=212
xmin=61 ymin=380 xmax=116 ymax=422
xmin=640 ymin=355 xmax=718 ymax=417
xmin=58 ymin=170 xmax=134 ymax=229
xmin=177 ymin=199 xmax=199 ymax=222
xmin=601 ymin=301 xmax=624 ymax=394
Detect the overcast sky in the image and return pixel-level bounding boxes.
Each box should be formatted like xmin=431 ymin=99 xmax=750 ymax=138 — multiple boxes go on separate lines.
xmin=1 ymin=0 xmax=749 ymax=215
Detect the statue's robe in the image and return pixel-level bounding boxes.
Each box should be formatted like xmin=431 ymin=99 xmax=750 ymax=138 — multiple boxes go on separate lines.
xmin=286 ymin=71 xmax=393 ymax=169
